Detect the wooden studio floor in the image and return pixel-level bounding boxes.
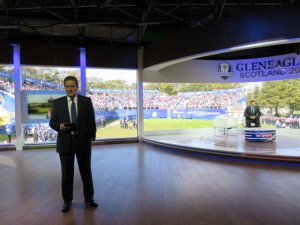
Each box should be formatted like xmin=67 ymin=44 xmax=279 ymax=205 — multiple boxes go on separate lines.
xmin=0 ymin=143 xmax=300 ymax=225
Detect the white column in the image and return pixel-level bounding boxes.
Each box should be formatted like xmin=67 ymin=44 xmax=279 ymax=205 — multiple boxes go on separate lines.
xmin=13 ymin=44 xmax=23 ymax=150
xmin=79 ymin=48 xmax=86 ymax=96
xmin=137 ymin=48 xmax=144 ymax=141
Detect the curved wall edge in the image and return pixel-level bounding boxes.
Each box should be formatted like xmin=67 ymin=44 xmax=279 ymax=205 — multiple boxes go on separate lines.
xmin=142 ymin=52 xmax=300 ymax=83
xmin=142 ymin=138 xmax=300 ymax=164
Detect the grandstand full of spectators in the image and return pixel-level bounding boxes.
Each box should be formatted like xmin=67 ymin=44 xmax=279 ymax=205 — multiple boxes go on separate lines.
xmin=262 ymin=115 xmax=300 ymax=129
xmin=87 ymin=88 xmax=247 ymax=111
xmin=2 ymin=70 xmax=247 ymax=112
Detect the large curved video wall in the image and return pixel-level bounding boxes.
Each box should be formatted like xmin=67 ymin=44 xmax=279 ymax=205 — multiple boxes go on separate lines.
xmin=141 ymin=51 xmax=300 ymax=161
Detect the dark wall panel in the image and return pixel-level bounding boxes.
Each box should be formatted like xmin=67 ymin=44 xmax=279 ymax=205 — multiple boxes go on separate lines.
xmin=0 ymin=40 xmax=13 ymax=64
xmin=21 ymin=42 xmax=79 ymax=66
xmin=0 ymin=40 xmax=137 ymax=69
xmin=86 ymin=45 xmax=137 ymax=69
xmin=143 ymin=3 xmax=300 ymax=68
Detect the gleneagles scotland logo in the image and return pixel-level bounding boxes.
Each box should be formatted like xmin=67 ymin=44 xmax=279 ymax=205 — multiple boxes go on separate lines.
xmin=217 ymin=63 xmax=234 ymax=80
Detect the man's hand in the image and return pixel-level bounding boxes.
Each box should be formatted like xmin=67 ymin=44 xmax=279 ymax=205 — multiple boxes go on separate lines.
xmin=250 ymin=116 xmax=256 ymax=119
xmin=60 ymin=123 xmax=73 ymax=131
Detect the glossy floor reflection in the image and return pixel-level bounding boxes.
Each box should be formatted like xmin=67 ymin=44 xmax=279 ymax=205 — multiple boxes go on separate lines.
xmin=144 ymin=128 xmax=300 ymax=160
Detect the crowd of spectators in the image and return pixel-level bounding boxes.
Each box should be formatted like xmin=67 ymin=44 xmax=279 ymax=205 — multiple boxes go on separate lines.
xmin=88 ymin=92 xmax=136 ymax=111
xmin=119 ymin=116 xmax=137 ymax=129
xmin=22 ymin=81 xmax=64 ymax=91
xmin=87 ymin=89 xmax=246 ymax=110
xmin=1 ymin=78 xmax=64 ymax=94
xmin=0 ymin=78 xmax=14 ymax=94
xmin=2 ymin=75 xmax=246 ymax=111
xmin=24 ymin=123 xmax=58 ymax=143
xmin=4 ymin=73 xmax=300 ymax=137
xmin=262 ymin=115 xmax=300 ymax=129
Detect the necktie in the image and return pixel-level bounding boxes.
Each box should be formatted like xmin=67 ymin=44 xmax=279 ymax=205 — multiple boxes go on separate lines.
xmin=71 ymin=98 xmax=77 ymax=123
xmin=251 ymin=107 xmax=254 ymax=115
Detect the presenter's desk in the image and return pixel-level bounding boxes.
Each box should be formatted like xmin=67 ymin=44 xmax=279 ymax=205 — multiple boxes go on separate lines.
xmin=244 ymin=128 xmax=276 ymax=142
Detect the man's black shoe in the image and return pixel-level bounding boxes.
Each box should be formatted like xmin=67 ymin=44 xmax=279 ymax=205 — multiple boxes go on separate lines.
xmin=62 ymin=202 xmax=72 ymax=213
xmin=85 ymin=199 xmax=98 ymax=208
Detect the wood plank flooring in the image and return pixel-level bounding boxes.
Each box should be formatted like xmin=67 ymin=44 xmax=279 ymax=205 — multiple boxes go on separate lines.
xmin=0 ymin=143 xmax=300 ymax=225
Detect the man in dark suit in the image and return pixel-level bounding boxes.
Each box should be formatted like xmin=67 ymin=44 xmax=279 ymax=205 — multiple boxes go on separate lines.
xmin=244 ymin=100 xmax=262 ymax=127
xmin=49 ymin=76 xmax=98 ymax=213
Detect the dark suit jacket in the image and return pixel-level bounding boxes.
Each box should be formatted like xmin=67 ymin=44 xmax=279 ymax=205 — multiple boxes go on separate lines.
xmin=49 ymin=94 xmax=96 ymax=154
xmin=244 ymin=106 xmax=262 ymax=119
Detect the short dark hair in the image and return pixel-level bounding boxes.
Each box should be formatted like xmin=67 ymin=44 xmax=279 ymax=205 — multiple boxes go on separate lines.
xmin=64 ymin=76 xmax=79 ymax=88
xmin=250 ymin=100 xmax=255 ymax=104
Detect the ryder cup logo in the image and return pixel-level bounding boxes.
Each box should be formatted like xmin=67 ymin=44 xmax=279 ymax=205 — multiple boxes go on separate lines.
xmin=217 ymin=63 xmax=234 ymax=80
